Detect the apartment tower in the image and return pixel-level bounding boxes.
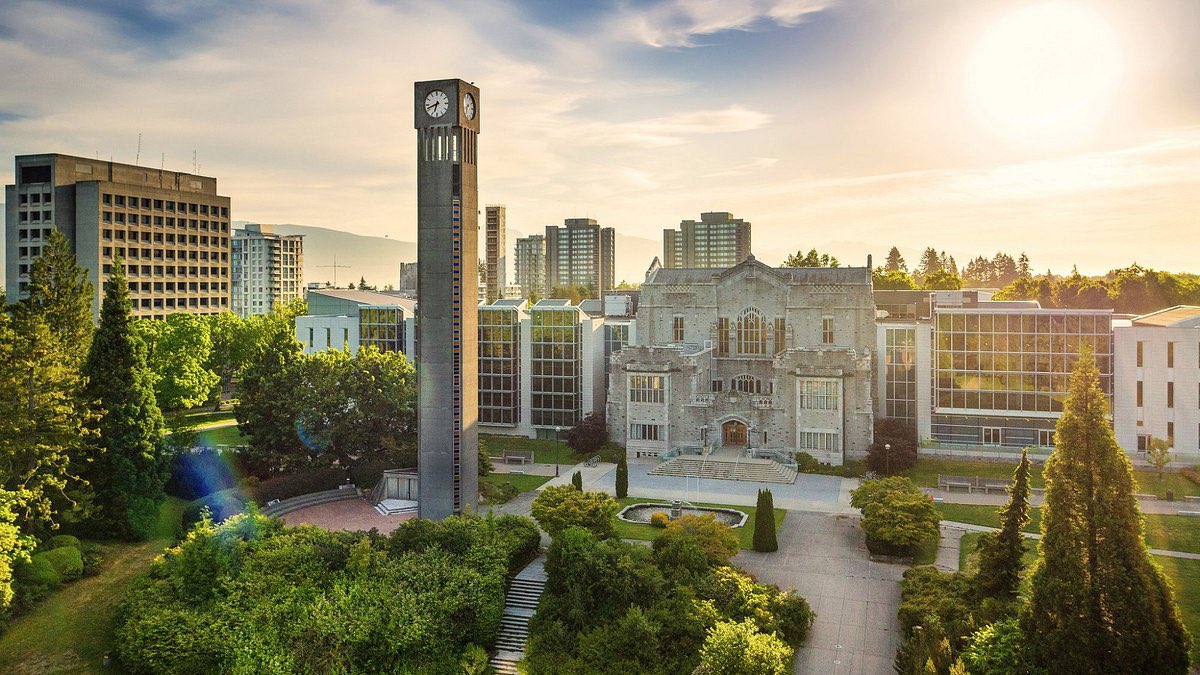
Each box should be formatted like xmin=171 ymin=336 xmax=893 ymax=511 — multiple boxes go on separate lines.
xmin=545 ymin=218 xmax=615 ymax=296
xmin=231 ymin=224 xmax=303 ymax=317
xmin=514 ymin=233 xmax=546 ymax=299
xmin=662 ymin=211 xmax=751 ymax=269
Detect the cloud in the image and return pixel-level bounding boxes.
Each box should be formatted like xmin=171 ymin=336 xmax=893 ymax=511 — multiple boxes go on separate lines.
xmin=703 ymin=157 xmax=778 ymax=177
xmin=612 ymin=0 xmax=836 ymax=47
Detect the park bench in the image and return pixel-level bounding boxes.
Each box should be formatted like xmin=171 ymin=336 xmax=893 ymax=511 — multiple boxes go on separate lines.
xmin=938 ymin=475 xmax=975 ymax=493
xmin=1178 ymin=511 xmax=1200 ymax=517
xmin=501 ymin=450 xmax=534 ymax=465
xmin=1182 ymin=495 xmax=1200 ymax=504
xmin=1134 ymin=493 xmax=1158 ymax=501
xmin=979 ymin=478 xmax=1013 ymax=494
xmin=938 ymin=474 xmax=1015 ymax=494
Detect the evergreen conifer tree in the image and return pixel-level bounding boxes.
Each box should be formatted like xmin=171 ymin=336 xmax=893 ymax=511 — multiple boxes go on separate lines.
xmin=81 ymin=258 xmax=167 ymax=540
xmin=884 ymin=246 xmax=907 ymax=273
xmin=615 ymin=455 xmax=628 ymax=498
xmin=974 ymin=449 xmax=1030 ymax=600
xmin=571 ymin=470 xmax=583 ymax=491
xmin=753 ymin=489 xmax=778 ymax=552
xmin=1022 ymin=350 xmax=1192 ymax=673
xmin=18 ymin=230 xmax=94 ymax=367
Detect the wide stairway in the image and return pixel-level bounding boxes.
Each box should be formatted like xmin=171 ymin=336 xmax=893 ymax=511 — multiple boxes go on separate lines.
xmin=649 ymin=455 xmax=797 ymax=484
xmin=490 ymin=557 xmax=547 ymax=674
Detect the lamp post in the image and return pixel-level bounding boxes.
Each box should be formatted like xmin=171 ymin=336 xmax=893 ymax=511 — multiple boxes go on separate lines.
xmin=885 ymin=443 xmax=892 ymax=475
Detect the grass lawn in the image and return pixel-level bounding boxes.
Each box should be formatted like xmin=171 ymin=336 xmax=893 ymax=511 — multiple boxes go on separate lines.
xmin=194 ymin=424 xmax=248 ymax=448
xmin=0 ymin=497 xmax=188 ymax=675
xmin=936 ymin=503 xmax=1200 ymax=555
xmin=482 ymin=434 xmax=578 ymax=465
xmin=906 ymin=456 xmax=1199 ymax=500
xmin=612 ymin=496 xmax=786 ymax=551
xmin=482 ymin=472 xmax=552 ymax=493
xmin=171 ymin=408 xmax=238 ymax=429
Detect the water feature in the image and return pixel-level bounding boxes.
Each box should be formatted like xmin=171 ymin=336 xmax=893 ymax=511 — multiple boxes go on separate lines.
xmin=617 ymin=502 xmax=748 ymax=528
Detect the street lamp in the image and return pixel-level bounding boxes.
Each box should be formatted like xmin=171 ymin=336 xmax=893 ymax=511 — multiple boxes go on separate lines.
xmin=885 ymin=443 xmax=892 ymax=475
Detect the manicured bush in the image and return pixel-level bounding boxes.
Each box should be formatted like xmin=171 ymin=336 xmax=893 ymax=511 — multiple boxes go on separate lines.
xmin=531 ymin=485 xmax=618 ymax=539
xmin=655 ymin=515 xmax=739 ymax=568
xmin=753 ymin=489 xmax=778 ymax=552
xmin=962 ymin=618 xmax=1041 ymax=675
xmin=793 ymin=452 xmax=821 ymax=473
xmin=14 ymin=553 xmax=61 ymax=589
xmin=40 ymin=546 xmax=84 ymax=582
xmin=851 ymin=476 xmax=939 ymax=556
xmin=571 ymin=470 xmax=583 ymax=491
xmin=615 ymin=455 xmax=628 ymax=498
xmin=47 ymin=534 xmax=81 ymax=550
xmin=650 ymin=512 xmax=670 ymax=528
xmin=697 ymin=619 xmax=792 ymax=675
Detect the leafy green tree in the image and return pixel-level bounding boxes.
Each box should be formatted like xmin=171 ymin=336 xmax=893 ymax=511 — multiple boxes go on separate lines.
xmin=851 ymin=476 xmax=939 ymax=554
xmin=974 ymin=449 xmax=1031 ymax=601
xmin=549 ymin=284 xmax=595 ymax=304
xmin=204 ymin=311 xmax=256 ymax=407
xmin=16 ymin=229 xmax=94 ymax=367
xmin=235 ymin=309 xmax=305 ymax=473
xmin=135 ymin=313 xmax=220 ymax=411
xmin=962 ymin=618 xmax=1041 ymax=675
xmin=696 ymin=619 xmax=791 ymax=675
xmin=655 ymin=514 xmax=739 ymax=568
xmin=81 ymin=259 xmax=167 ymax=539
xmin=1145 ymin=435 xmax=1172 ymax=481
xmin=753 ymin=489 xmax=778 ymax=552
xmin=531 ymin=485 xmax=618 ymax=539
xmin=615 ymin=455 xmax=628 ymax=498
xmin=0 ymin=489 xmax=36 ymax=612
xmin=872 ymin=268 xmax=918 ymax=290
xmin=922 ymin=269 xmax=963 ymax=290
xmin=565 ymin=412 xmax=608 ymax=456
xmin=1023 ymin=350 xmax=1192 ymax=674
xmin=782 ymin=248 xmax=839 ymax=268
xmin=885 ymin=246 xmax=907 ymax=273
xmin=477 ymin=438 xmax=494 ymax=478
xmin=866 ymin=418 xmax=918 ymax=475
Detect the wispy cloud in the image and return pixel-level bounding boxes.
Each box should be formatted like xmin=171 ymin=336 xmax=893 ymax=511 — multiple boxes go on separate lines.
xmin=612 ymin=0 xmax=836 ymax=47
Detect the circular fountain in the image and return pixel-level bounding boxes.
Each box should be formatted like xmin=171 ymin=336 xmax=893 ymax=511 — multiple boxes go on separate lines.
xmin=617 ymin=500 xmax=748 ymax=528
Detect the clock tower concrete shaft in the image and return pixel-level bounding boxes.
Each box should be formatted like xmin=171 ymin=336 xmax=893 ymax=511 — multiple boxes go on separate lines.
xmin=414 ymin=78 xmax=480 ymax=519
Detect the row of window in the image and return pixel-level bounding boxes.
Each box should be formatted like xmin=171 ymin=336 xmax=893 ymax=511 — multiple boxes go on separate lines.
xmin=101 ymin=193 xmax=228 ymax=217
xmin=798 ymin=431 xmax=839 ymax=453
xmin=1136 ymin=426 xmax=1200 ymax=451
xmin=1136 ymin=381 xmax=1199 ymax=409
xmin=102 ymin=214 xmax=230 ymax=232
xmin=629 ymin=374 xmax=666 ymax=403
xmin=103 ymin=247 xmax=227 ymax=262
xmin=798 ymin=380 xmax=839 ymax=410
xmin=16 ymin=192 xmax=51 ymax=205
xmin=629 ymin=423 xmax=664 ymax=441
xmin=127 ymin=281 xmax=227 ymax=294
xmin=101 ymin=264 xmax=227 ymax=278
xmin=132 ymin=296 xmax=227 ymax=311
xmin=714 ymin=309 xmax=834 ymax=356
xmin=1136 ymin=341 xmax=1200 ymax=368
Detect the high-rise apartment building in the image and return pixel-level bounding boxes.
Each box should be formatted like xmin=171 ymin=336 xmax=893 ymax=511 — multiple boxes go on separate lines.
xmin=514 ymin=233 xmax=545 ymax=299
xmin=231 ymin=224 xmax=303 ymax=317
xmin=545 ymin=218 xmax=614 ymax=295
xmin=485 ymin=204 xmax=506 ymax=302
xmin=5 ymin=153 xmax=232 ymax=319
xmin=662 ymin=212 xmax=751 ymax=269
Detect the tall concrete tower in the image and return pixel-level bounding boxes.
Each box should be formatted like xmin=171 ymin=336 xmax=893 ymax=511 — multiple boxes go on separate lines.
xmin=414 ymin=78 xmax=480 ymax=518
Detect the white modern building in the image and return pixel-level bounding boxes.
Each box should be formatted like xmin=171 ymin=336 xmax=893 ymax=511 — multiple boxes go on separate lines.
xmin=1114 ymin=306 xmax=1200 ymax=462
xmin=296 ymin=288 xmax=416 ymax=356
xmin=231 ymin=223 xmax=303 ymax=317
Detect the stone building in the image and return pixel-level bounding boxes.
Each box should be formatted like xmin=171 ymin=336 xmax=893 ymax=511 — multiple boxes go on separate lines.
xmin=608 ymin=256 xmax=876 ymax=465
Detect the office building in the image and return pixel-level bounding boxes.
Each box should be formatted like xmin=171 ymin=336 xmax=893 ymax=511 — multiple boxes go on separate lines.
xmin=485 ymin=205 xmax=506 ymax=302
xmin=662 ymin=212 xmax=751 ymax=269
xmin=514 ymin=233 xmax=545 ymax=298
xmin=1113 ymin=306 xmax=1200 ymax=461
xmin=231 ymin=224 xmax=303 ymax=317
xmin=413 ymin=78 xmax=480 ymax=518
xmin=398 ymin=261 xmax=418 ymax=297
xmin=609 ymin=256 xmax=876 ymax=464
xmin=545 ymin=218 xmax=615 ymax=295
xmin=5 ymin=153 xmax=231 ymax=319
xmin=295 ymin=288 xmax=416 ymax=356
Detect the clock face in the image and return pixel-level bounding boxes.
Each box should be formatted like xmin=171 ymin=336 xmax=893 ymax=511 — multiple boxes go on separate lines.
xmin=463 ymin=93 xmax=476 ymax=120
xmin=424 ymin=90 xmax=449 ymax=118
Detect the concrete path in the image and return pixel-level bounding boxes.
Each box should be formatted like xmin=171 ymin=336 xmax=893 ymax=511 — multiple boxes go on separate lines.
xmin=934 ymin=525 xmax=965 ymax=572
xmin=942 ymin=520 xmax=1200 ymax=560
xmin=926 ymin=486 xmax=1197 ymax=515
xmin=735 ymin=511 xmax=904 ymax=675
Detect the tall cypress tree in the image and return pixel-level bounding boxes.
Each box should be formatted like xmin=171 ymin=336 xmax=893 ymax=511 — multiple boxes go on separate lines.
xmin=615 ymin=455 xmax=628 ymax=498
xmin=82 ymin=258 xmax=166 ymax=540
xmin=1022 ymin=350 xmax=1191 ymax=674
xmin=753 ymin=489 xmax=778 ymax=552
xmin=974 ymin=448 xmax=1031 ymax=600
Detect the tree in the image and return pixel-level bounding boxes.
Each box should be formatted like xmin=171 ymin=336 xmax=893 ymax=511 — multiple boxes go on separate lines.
xmin=872 ymin=268 xmax=917 ymax=290
xmin=885 ymin=246 xmax=907 ymax=273
xmin=565 ymin=412 xmax=608 ymax=456
xmin=1145 ymin=436 xmax=1172 ymax=481
xmin=1023 ymin=350 xmax=1192 ymax=674
xmin=782 ymin=248 xmax=838 ymax=268
xmin=851 ymin=477 xmax=939 ymax=555
xmin=974 ymin=449 xmax=1031 ymax=601
xmin=81 ymin=259 xmax=167 ymax=540
xmin=753 ymin=489 xmax=778 ymax=552
xmin=571 ymin=470 xmax=584 ymax=491
xmin=923 ymin=269 xmax=963 ymax=290
xmin=615 ymin=455 xmax=628 ymax=498
xmin=16 ymin=229 xmax=94 ymax=367
xmin=235 ymin=306 xmax=306 ymax=474
xmin=867 ymin=418 xmax=918 ymax=475
xmin=549 ymin=285 xmax=595 ymax=305
xmin=696 ymin=619 xmax=791 ymax=675
xmin=531 ymin=485 xmax=618 ymax=539
xmin=1017 ymin=253 xmax=1032 ymax=279
xmin=478 ymin=438 xmax=494 ymax=478
xmin=917 ymin=247 xmax=943 ymax=279
xmin=205 ymin=312 xmax=256 ymax=407
xmin=0 ymin=489 xmax=36 ymax=612
xmin=135 ymin=313 xmax=220 ymax=411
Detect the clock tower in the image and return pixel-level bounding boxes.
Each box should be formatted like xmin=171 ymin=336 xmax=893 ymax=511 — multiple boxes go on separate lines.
xmin=414 ymin=78 xmax=480 ymax=519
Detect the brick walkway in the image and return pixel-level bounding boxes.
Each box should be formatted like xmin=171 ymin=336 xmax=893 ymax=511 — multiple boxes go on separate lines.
xmin=280 ymin=498 xmax=415 ymax=534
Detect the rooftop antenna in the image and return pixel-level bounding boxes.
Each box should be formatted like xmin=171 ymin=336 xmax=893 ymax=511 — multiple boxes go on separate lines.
xmin=161 ymin=153 xmax=165 ymax=170
xmin=135 ymin=133 xmax=142 ymax=165
xmin=318 ymin=254 xmax=351 ymax=287
xmin=192 ymin=150 xmax=198 ymax=174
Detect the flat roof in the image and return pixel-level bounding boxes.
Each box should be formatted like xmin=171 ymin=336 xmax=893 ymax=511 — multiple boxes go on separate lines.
xmin=1132 ymin=306 xmax=1200 ymax=328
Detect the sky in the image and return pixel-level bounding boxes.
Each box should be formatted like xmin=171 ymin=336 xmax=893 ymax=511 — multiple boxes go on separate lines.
xmin=2 ymin=0 xmax=1198 ymax=282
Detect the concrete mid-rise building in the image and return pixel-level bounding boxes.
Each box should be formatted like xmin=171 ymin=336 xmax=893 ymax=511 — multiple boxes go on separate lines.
xmin=231 ymin=224 xmax=303 ymax=317
xmin=5 ymin=153 xmax=232 ymax=319
xmin=545 ymin=218 xmax=615 ymax=296
xmin=1114 ymin=306 xmax=1200 ymax=462
xmin=662 ymin=212 xmax=751 ymax=269
xmin=485 ymin=205 xmax=506 ymax=302
xmin=514 ymin=233 xmax=545 ymax=299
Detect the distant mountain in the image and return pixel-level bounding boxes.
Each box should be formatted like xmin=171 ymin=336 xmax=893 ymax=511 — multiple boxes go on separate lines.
xmin=234 ymin=223 xmax=415 ymax=289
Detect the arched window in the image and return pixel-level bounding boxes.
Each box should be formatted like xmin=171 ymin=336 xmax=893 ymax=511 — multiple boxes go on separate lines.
xmin=737 ymin=307 xmax=766 ymax=355
xmin=733 ymin=374 xmax=762 ymax=394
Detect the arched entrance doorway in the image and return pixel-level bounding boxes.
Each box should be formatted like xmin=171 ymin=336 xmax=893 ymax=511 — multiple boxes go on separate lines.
xmin=722 ymin=420 xmax=748 ymax=447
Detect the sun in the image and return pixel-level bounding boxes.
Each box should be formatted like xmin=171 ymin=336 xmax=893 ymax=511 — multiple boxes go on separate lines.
xmin=965 ymin=2 xmax=1124 ymax=147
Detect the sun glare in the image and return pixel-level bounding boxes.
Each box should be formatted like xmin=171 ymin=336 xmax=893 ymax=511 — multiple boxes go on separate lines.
xmin=965 ymin=2 xmax=1124 ymax=147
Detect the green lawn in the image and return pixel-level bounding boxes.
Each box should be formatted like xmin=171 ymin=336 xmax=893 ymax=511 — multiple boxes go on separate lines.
xmin=171 ymin=408 xmax=238 ymax=429
xmin=0 ymin=497 xmax=188 ymax=674
xmin=612 ymin=497 xmax=785 ymax=551
xmin=482 ymin=472 xmax=552 ymax=493
xmin=482 ymin=434 xmax=578 ymax=465
xmin=936 ymin=503 xmax=1200 ymax=555
xmin=907 ymin=456 xmax=1200 ymax=500
xmin=194 ymin=424 xmax=248 ymax=448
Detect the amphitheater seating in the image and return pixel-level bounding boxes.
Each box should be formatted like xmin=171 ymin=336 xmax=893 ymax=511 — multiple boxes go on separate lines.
xmin=261 ymin=486 xmax=361 ymax=517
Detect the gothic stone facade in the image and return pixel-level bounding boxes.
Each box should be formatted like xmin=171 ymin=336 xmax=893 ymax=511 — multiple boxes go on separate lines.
xmin=608 ymin=257 xmax=875 ymax=465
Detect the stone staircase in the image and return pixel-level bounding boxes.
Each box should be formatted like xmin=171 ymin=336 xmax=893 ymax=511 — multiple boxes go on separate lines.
xmin=490 ymin=557 xmax=547 ymax=674
xmin=372 ymin=498 xmax=418 ymax=516
xmin=649 ymin=455 xmax=797 ymax=484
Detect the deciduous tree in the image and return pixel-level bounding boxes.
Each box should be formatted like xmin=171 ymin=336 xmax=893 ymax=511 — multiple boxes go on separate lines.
xmin=531 ymin=485 xmax=618 ymax=539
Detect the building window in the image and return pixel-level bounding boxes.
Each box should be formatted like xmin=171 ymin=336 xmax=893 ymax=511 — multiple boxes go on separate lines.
xmin=774 ymin=317 xmax=786 ymax=354
xmin=1167 ymin=342 xmax=1174 ymax=368
xmin=629 ymin=374 xmax=665 ymax=403
xmin=711 ymin=379 xmax=724 ymax=392
xmin=1167 ymin=422 xmax=1174 ymax=444
xmin=1167 ymin=382 xmax=1174 ymax=408
xmin=1137 ymin=341 xmax=1143 ymax=367
xmin=1038 ymin=429 xmax=1055 ymax=447
xmin=1137 ymin=434 xmax=1149 ymax=452
xmin=821 ymin=316 xmax=834 ymax=345
xmin=982 ymin=427 xmax=1003 ymax=445
xmin=798 ymin=379 xmax=838 ymax=410
xmin=732 ymin=374 xmax=764 ymax=394
xmin=1137 ymin=381 xmax=1143 ymax=407
xmin=798 ymin=431 xmax=838 ymax=453
xmin=629 ymin=423 xmax=663 ymax=441
xmin=736 ymin=307 xmax=766 ymax=355
xmin=717 ymin=317 xmax=730 ymax=355
xmin=672 ymin=315 xmax=684 ymax=342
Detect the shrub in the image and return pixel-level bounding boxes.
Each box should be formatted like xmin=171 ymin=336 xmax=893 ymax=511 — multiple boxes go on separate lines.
xmin=14 ymin=553 xmax=61 ymax=589
xmin=655 ymin=514 xmax=739 ymax=568
xmin=615 ymin=456 xmax=628 ymax=498
xmin=565 ymin=412 xmax=609 ymax=456
xmin=181 ymin=490 xmax=250 ymax=533
xmin=794 ymin=452 xmax=821 ymax=473
xmin=41 ymin=546 xmax=84 ymax=582
xmin=753 ymin=489 xmax=778 ymax=553
xmin=598 ymin=441 xmax=625 ymax=464
xmin=531 ymin=485 xmax=618 ymax=539
xmin=961 ymin=618 xmax=1042 ymax=675
xmin=851 ymin=476 xmax=939 ymax=555
xmin=47 ymin=534 xmax=81 ymax=550
xmin=81 ymin=543 xmax=105 ymax=576
xmin=1181 ymin=466 xmax=1200 ymax=486
xmin=480 ymin=479 xmax=519 ymax=505
xmin=697 ymin=619 xmax=792 ymax=675
xmin=866 ymin=418 xmax=918 ymax=475
xmin=252 ymin=466 xmax=347 ymax=503
xmin=773 ymin=592 xmax=816 ymax=646
xmin=571 ymin=470 xmax=583 ymax=490
xmin=650 ymin=512 xmax=670 ymax=528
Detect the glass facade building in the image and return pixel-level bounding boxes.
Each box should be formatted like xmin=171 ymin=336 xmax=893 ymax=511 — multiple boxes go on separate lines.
xmin=883 ymin=326 xmax=918 ymax=424
xmin=358 ymin=306 xmax=407 ymax=353
xmin=479 ymin=305 xmax=521 ymax=425
xmin=531 ymin=306 xmax=582 ymax=427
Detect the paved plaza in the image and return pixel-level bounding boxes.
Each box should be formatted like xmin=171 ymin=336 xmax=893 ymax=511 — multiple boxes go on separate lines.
xmin=735 ymin=511 xmax=905 ymax=675
xmin=280 ymin=498 xmax=414 ymax=534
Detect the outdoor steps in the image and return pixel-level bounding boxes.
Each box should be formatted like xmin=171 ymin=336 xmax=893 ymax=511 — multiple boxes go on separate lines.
xmin=649 ymin=456 xmax=797 ymax=484
xmin=372 ymin=499 xmax=418 ymax=516
xmin=489 ymin=563 xmax=548 ymax=674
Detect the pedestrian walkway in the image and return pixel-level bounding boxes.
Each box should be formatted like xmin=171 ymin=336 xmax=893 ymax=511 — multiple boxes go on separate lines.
xmin=934 ymin=525 xmax=965 ymax=572
xmin=941 ymin=520 xmax=1200 ymax=560
xmin=490 ymin=556 xmax=547 ymax=675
